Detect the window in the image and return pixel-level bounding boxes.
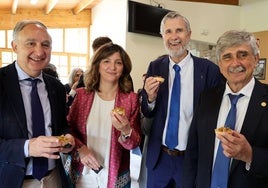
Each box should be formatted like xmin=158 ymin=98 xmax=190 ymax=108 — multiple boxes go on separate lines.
xmin=0 ymin=28 xmax=89 ymax=84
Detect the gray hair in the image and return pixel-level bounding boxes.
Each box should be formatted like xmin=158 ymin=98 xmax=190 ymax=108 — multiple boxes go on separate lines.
xmin=13 ymin=20 xmax=48 ymax=41
xmin=215 ymin=30 xmax=259 ymax=62
xmin=160 ymin=11 xmax=191 ymax=35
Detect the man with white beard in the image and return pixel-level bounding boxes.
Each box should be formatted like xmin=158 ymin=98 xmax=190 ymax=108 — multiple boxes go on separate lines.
xmin=140 ymin=11 xmax=222 ymax=188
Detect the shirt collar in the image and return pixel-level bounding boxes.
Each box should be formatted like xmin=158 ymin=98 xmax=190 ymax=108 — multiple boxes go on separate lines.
xmin=224 ymin=77 xmax=255 ymax=98
xmin=169 ymin=51 xmax=191 ymax=69
xmin=15 ymin=61 xmax=44 ymax=82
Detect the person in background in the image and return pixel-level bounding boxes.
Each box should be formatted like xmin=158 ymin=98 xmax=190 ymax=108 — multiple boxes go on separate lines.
xmin=66 ymin=36 xmax=113 ymax=109
xmin=182 ymin=30 xmax=268 ymax=188
xmin=92 ymin=36 xmax=112 ymax=52
xmin=43 ymin=63 xmax=59 ymax=79
xmin=0 ymin=20 xmax=75 ymax=188
xmin=67 ymin=43 xmax=141 ymax=188
xmin=65 ymin=67 xmax=83 ymax=110
xmin=141 ymin=11 xmax=221 ymax=187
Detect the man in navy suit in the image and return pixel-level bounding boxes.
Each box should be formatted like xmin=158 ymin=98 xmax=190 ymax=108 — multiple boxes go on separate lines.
xmin=0 ymin=20 xmax=75 ymax=188
xmin=141 ymin=11 xmax=221 ymax=187
xmin=182 ymin=30 xmax=268 ymax=188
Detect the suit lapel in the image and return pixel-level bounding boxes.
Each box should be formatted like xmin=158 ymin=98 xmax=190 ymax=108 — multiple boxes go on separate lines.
xmin=4 ymin=63 xmax=28 ymax=137
xmin=230 ymin=80 xmax=268 ymax=172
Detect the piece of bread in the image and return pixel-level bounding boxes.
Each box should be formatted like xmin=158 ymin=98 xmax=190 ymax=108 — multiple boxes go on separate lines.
xmin=112 ymin=107 xmax=125 ymax=116
xmin=154 ymin=76 xmax=165 ymax=83
xmin=215 ymin=127 xmax=233 ymax=134
xmin=57 ymin=135 xmax=71 ymax=147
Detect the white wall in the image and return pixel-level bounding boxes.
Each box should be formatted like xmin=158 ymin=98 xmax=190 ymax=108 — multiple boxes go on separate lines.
xmin=91 ymin=0 xmax=268 ymax=91
xmin=240 ymin=0 xmax=268 ymax=32
xmin=90 ymin=0 xmax=128 ymax=56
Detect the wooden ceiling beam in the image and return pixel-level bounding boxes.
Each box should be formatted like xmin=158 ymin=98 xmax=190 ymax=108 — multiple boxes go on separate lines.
xmin=11 ymin=0 xmax=19 ymax=14
xmin=73 ymin=0 xmax=96 ymax=15
xmin=45 ymin=0 xmax=58 ymax=14
xmin=174 ymin=0 xmax=239 ymax=6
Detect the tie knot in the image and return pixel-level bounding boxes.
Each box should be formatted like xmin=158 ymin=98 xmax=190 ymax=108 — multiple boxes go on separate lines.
xmin=26 ymin=78 xmax=40 ymax=87
xmin=228 ymin=93 xmax=244 ymax=105
xmin=173 ymin=64 xmax=181 ymax=72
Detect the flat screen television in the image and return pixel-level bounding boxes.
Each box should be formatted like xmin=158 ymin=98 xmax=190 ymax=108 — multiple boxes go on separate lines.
xmin=128 ymin=0 xmax=171 ymax=37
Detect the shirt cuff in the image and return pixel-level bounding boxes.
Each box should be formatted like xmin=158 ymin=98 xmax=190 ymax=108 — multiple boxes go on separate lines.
xmin=245 ymin=161 xmax=251 ymax=171
xmin=147 ymin=100 xmax=155 ymax=111
xmin=24 ymin=140 xmax=30 ymax=157
xmin=69 ymin=89 xmax=77 ymax=97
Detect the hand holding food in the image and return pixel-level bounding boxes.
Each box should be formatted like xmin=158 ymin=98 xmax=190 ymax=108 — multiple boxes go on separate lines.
xmin=111 ymin=107 xmax=131 ymax=135
xmin=112 ymin=107 xmax=125 ymax=116
xmin=57 ymin=134 xmax=72 ymax=148
xmin=215 ymin=127 xmax=233 ymax=135
xmin=154 ymin=76 xmax=165 ymax=83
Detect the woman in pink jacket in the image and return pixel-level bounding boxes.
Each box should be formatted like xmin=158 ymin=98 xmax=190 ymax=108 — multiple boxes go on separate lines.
xmin=67 ymin=43 xmax=141 ymax=188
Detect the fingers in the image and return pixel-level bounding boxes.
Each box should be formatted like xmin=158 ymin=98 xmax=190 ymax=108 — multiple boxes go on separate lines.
xmin=144 ymin=77 xmax=160 ymax=102
xmin=217 ymin=131 xmax=252 ymax=162
xmin=110 ymin=112 xmax=131 ymax=133
xmin=81 ymin=155 xmax=100 ymax=170
xmin=29 ymin=136 xmax=63 ymax=159
xmin=60 ymin=134 xmax=75 ymax=153
xmin=78 ymin=147 xmax=101 ymax=170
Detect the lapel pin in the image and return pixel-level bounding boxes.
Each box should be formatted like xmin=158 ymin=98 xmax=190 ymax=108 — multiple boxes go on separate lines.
xmin=261 ymin=102 xmax=267 ymax=107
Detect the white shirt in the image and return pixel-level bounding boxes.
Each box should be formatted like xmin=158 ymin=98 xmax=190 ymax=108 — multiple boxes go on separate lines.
xmin=162 ymin=53 xmax=194 ymax=151
xmin=212 ymin=77 xmax=255 ymax=166
xmin=81 ymin=93 xmax=114 ymax=188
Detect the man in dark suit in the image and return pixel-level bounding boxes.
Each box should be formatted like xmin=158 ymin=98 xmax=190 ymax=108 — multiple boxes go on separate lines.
xmin=0 ymin=20 xmax=75 ymax=188
xmin=141 ymin=12 xmax=221 ymax=187
xmin=182 ymin=30 xmax=268 ymax=188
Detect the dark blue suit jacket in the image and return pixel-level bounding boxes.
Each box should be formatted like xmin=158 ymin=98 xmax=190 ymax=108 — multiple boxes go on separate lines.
xmin=0 ymin=63 xmax=70 ymax=188
xmin=182 ymin=80 xmax=268 ymax=188
xmin=141 ymin=54 xmax=221 ymax=171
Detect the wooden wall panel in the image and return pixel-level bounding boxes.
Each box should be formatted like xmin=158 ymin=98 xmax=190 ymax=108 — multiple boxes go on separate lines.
xmin=0 ymin=9 xmax=91 ymax=29
xmin=253 ymin=31 xmax=268 ymax=84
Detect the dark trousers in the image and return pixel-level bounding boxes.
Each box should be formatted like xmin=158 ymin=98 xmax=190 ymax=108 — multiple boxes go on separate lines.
xmin=147 ymin=150 xmax=184 ymax=188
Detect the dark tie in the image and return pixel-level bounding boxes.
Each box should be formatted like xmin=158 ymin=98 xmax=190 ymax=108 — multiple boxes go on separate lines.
xmin=165 ymin=64 xmax=181 ymax=149
xmin=28 ymin=78 xmax=48 ymax=180
xmin=210 ymin=93 xmax=244 ymax=188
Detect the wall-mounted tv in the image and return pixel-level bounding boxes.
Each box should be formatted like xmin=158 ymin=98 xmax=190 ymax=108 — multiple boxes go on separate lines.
xmin=128 ymin=0 xmax=171 ymax=37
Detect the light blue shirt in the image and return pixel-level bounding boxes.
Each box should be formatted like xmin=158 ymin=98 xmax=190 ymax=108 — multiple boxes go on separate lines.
xmin=15 ymin=62 xmax=55 ymax=175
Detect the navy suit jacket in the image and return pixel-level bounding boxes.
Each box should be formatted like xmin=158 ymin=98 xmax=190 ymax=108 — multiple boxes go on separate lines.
xmin=182 ymin=80 xmax=268 ymax=188
xmin=0 ymin=63 xmax=70 ymax=188
xmin=141 ymin=54 xmax=221 ymax=170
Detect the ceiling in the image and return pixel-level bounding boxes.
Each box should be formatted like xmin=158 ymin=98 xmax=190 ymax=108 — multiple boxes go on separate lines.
xmin=0 ymin=0 xmax=257 ymax=15
xmin=0 ymin=0 xmax=101 ymax=15
xmin=175 ymin=0 xmax=238 ymax=6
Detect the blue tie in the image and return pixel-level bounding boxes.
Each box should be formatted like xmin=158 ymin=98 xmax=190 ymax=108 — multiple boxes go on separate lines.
xmin=211 ymin=93 xmax=243 ymax=188
xmin=28 ymin=78 xmax=48 ymax=180
xmin=165 ymin=64 xmax=181 ymax=149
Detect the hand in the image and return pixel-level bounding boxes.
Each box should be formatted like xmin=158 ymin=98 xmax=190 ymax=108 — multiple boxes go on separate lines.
xmin=72 ymin=81 xmax=79 ymax=90
xmin=78 ymin=145 xmax=101 ymax=171
xmin=144 ymin=76 xmax=160 ymax=102
xmin=29 ymin=136 xmax=62 ymax=159
xmin=110 ymin=111 xmax=131 ymax=135
xmin=216 ymin=131 xmax=252 ymax=163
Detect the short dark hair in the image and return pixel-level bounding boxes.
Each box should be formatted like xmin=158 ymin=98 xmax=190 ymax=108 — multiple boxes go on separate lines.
xmin=92 ymin=36 xmax=112 ymax=52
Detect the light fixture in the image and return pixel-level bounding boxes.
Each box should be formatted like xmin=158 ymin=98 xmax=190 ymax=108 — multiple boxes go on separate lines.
xmin=30 ymin=0 xmax=38 ymax=5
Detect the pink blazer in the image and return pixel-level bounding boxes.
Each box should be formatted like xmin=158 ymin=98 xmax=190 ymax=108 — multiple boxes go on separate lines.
xmin=67 ymin=88 xmax=141 ymax=187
